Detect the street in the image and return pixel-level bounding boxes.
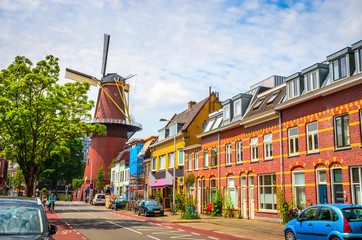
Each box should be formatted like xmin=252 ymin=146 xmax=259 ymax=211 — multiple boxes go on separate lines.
xmin=50 ymin=201 xmax=250 ymax=240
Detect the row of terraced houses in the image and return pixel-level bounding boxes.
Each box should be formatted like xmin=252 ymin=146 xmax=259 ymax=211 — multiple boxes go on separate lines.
xmin=110 ymin=40 xmax=362 ymax=222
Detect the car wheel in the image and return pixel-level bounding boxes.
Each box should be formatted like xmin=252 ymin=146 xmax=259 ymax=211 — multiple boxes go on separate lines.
xmin=285 ymin=230 xmax=296 ymax=240
xmin=138 ymin=210 xmax=141 ymax=216
xmin=330 ymin=237 xmax=341 ymax=240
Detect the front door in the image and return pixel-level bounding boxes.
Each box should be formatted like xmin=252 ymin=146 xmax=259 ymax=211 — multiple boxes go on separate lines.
xmin=319 ymin=185 xmax=328 ymax=204
xmin=197 ymin=180 xmax=201 ymax=213
xmin=248 ymin=176 xmax=254 ymax=219
xmin=241 ymin=176 xmax=247 ymax=218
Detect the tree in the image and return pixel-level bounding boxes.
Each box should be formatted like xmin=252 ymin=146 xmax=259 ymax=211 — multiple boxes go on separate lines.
xmin=0 ymin=55 xmax=105 ymax=197
xmin=72 ymin=178 xmax=83 ymax=190
xmin=185 ymin=173 xmax=196 ymax=194
xmin=97 ymin=166 xmax=105 ymax=192
xmin=12 ymin=168 xmax=25 ymax=190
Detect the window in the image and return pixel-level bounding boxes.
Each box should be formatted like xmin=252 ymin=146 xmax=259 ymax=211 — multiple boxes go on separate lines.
xmin=204 ymin=119 xmax=215 ymax=132
xmin=250 ymin=137 xmax=258 ymax=162
xmin=299 ymin=207 xmax=318 ymax=221
xmin=223 ymin=105 xmax=230 ymax=120
xmin=169 ymin=123 xmax=176 ymax=136
xmin=178 ymin=149 xmax=184 ymax=166
xmin=333 ymin=56 xmax=347 ymax=80
xmin=236 ymin=141 xmax=243 ymax=164
xmin=210 ymin=178 xmax=217 ymax=202
xmin=360 ymin=49 xmax=362 ymax=72
xmin=211 ymin=147 xmax=217 ymax=167
xmin=263 ymin=133 xmax=273 ymax=160
xmin=351 ymin=167 xmax=362 ymax=205
xmin=168 ymin=152 xmax=174 ymax=169
xmin=195 ymin=152 xmax=199 ymax=170
xmin=305 ymin=71 xmax=318 ymax=92
xmin=159 ymin=155 xmax=166 ymax=170
xmin=307 ymin=122 xmax=319 ymax=153
xmin=234 ymin=100 xmax=241 ymax=116
xmin=253 ymin=98 xmax=264 ymax=109
xmin=293 ymin=172 xmax=306 ymax=210
xmin=159 ymin=129 xmax=165 ymax=141
xmin=188 ymin=153 xmax=192 ymax=171
xmin=204 ymin=150 xmax=209 ymax=168
xmin=288 ymin=79 xmax=299 ymax=99
xmin=258 ymin=174 xmax=277 ymax=210
xmin=288 ymin=127 xmax=299 ymax=156
xmin=225 ymin=144 xmax=232 ymax=165
xmin=227 ymin=177 xmax=237 ymax=209
xmin=151 ymin=158 xmax=157 ymax=171
xmin=335 ymin=114 xmax=350 ymax=148
xmin=331 ymin=168 xmax=344 ymax=203
xmin=267 ymin=92 xmax=278 ymax=104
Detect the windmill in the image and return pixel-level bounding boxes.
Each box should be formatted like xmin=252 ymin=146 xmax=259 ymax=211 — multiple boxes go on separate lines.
xmin=65 ymin=34 xmax=142 ymax=200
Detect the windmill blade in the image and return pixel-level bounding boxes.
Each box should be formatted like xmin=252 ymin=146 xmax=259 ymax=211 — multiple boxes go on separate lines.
xmin=101 ymin=33 xmax=110 ymax=77
xmin=65 ymin=68 xmax=100 ymax=86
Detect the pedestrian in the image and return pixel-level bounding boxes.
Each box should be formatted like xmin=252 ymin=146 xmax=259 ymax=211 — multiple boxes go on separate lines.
xmin=42 ymin=192 xmax=48 ymax=207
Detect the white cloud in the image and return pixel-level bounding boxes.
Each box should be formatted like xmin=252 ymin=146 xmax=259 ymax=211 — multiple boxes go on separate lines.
xmin=1 ymin=0 xmax=362 ymax=138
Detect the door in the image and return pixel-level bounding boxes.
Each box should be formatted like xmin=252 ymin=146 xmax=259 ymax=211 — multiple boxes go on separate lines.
xmin=241 ymin=176 xmax=247 ymax=218
xmin=197 ymin=180 xmax=201 ymax=213
xmin=248 ymin=176 xmax=254 ymax=219
xmin=319 ymin=185 xmax=328 ymax=204
xmin=314 ymin=207 xmax=336 ymax=240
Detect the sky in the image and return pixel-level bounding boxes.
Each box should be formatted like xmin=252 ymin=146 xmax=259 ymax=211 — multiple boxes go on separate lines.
xmin=1 ymin=0 xmax=362 ymax=139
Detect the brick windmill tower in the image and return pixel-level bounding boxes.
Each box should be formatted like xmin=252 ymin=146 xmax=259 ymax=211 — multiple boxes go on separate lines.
xmin=65 ymin=34 xmax=142 ymax=200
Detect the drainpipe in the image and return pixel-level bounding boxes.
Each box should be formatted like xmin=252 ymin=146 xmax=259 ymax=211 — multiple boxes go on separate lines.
xmin=218 ymin=132 xmax=221 ymax=189
xmin=278 ymin=110 xmax=283 ymax=191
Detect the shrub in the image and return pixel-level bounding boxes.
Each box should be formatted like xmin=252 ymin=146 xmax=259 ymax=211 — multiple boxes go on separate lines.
xmin=211 ymin=189 xmax=223 ymax=216
xmin=274 ymin=184 xmax=296 ymax=224
xmin=223 ymin=192 xmax=234 ymax=218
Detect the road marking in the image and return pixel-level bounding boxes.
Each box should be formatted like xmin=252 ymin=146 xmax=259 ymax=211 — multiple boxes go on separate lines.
xmin=105 ymin=220 xmax=143 ymax=234
xmin=191 ymin=232 xmax=200 ymax=235
xmin=208 ymin=237 xmax=219 ymax=240
xmin=147 ymin=235 xmax=161 ymax=240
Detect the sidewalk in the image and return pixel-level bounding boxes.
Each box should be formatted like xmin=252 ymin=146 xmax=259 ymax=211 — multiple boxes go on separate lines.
xmin=116 ymin=208 xmax=285 ymax=240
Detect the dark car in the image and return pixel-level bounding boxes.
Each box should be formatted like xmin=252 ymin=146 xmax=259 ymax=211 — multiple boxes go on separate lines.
xmin=111 ymin=198 xmax=127 ymax=210
xmin=0 ymin=197 xmax=57 ymax=239
xmin=284 ymin=204 xmax=362 ymax=240
xmin=138 ymin=199 xmax=164 ymax=217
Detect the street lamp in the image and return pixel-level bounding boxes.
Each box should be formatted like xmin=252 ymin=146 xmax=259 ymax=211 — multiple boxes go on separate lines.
xmin=160 ymin=118 xmax=176 ymax=214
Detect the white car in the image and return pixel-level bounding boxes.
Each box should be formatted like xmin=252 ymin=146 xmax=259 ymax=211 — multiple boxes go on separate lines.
xmin=92 ymin=194 xmax=105 ymax=206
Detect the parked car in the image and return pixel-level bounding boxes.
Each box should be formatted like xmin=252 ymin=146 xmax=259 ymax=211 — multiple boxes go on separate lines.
xmin=284 ymin=204 xmax=362 ymax=240
xmin=0 ymin=196 xmax=57 ymax=239
xmin=138 ymin=199 xmax=164 ymax=217
xmin=111 ymin=198 xmax=127 ymax=210
xmin=92 ymin=194 xmax=105 ymax=206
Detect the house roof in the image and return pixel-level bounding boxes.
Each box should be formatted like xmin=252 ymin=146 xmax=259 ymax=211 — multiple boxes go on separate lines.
xmin=243 ymin=84 xmax=286 ymax=120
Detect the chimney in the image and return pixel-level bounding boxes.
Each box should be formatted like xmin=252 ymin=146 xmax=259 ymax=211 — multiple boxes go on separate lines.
xmin=188 ymin=101 xmax=196 ymax=109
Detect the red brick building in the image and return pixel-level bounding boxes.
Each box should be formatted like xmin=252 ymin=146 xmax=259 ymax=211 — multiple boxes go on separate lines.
xmin=185 ymin=40 xmax=362 ymax=222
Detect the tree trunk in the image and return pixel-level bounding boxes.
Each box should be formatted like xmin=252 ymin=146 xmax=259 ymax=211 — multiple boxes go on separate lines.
xmin=24 ymin=173 xmax=35 ymax=197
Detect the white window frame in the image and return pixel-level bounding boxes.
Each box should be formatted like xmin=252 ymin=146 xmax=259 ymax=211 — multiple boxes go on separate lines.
xmin=236 ymin=141 xmax=243 ymax=164
xmin=151 ymin=157 xmax=157 ymax=171
xmin=195 ymin=152 xmax=199 ymax=170
xmin=307 ymin=122 xmax=319 ymax=153
xmin=288 ymin=79 xmax=299 ymax=99
xmin=334 ymin=114 xmax=350 ymax=149
xmin=225 ymin=144 xmax=232 ymax=165
xmin=250 ymin=137 xmax=258 ymax=162
xmin=263 ymin=133 xmax=273 ymax=160
xmin=188 ymin=153 xmax=192 ymax=171
xmin=333 ymin=56 xmax=347 ymax=81
xmin=305 ymin=71 xmax=319 ymax=92
xmin=227 ymin=177 xmax=237 ymax=209
xmin=204 ymin=150 xmax=209 ymax=169
xmin=258 ymin=174 xmax=277 ymax=211
xmin=234 ymin=99 xmax=241 ymax=116
xmin=351 ymin=167 xmax=362 ymax=205
xmin=223 ymin=105 xmax=230 ymax=120
xmin=178 ymin=149 xmax=184 ymax=166
xmin=288 ymin=127 xmax=299 ymax=156
xmin=159 ymin=155 xmax=166 ymax=170
xmin=158 ymin=129 xmax=165 ymax=141
xmin=331 ymin=167 xmax=344 ymax=203
xmin=168 ymin=152 xmax=175 ymax=169
xmin=292 ymin=171 xmax=306 ymax=210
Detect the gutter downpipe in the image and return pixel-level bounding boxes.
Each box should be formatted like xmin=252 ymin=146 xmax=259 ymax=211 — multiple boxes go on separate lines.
xmin=278 ymin=110 xmax=283 ymax=191
xmin=218 ymin=131 xmax=221 ymax=190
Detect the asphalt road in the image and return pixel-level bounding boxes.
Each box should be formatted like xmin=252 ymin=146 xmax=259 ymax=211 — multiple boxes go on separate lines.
xmin=54 ymin=201 xmax=244 ymax=240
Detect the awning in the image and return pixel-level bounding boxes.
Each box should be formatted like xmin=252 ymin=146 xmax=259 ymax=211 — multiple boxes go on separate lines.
xmin=151 ymin=178 xmax=169 ymax=189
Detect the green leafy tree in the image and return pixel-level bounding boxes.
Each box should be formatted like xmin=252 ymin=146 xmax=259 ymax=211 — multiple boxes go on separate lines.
xmin=12 ymin=168 xmax=25 ymax=190
xmin=0 ymin=55 xmax=105 ymax=197
xmin=185 ymin=173 xmax=196 ymax=194
xmin=97 ymin=166 xmax=105 ymax=192
xmin=211 ymin=189 xmax=223 ymax=216
xmin=72 ymin=178 xmax=83 ymax=190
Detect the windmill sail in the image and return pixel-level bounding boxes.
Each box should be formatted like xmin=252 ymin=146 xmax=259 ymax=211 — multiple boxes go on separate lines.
xmin=101 ymin=34 xmax=110 ymax=77
xmin=65 ymin=68 xmax=99 ymax=86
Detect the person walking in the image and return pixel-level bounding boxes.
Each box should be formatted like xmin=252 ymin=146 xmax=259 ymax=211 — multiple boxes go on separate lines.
xmin=48 ymin=193 xmax=56 ymax=211
xmin=42 ymin=192 xmax=48 ymax=207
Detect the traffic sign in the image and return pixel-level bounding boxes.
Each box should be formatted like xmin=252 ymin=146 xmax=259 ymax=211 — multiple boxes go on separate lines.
xmin=110 ymin=187 xmax=114 ymax=192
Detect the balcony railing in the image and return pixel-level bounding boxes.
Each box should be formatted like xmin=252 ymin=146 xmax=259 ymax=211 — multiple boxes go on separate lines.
xmin=85 ymin=118 xmax=142 ymax=129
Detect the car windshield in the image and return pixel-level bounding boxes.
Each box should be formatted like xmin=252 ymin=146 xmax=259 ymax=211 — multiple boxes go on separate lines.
xmin=145 ymin=200 xmax=159 ymax=206
xmin=0 ymin=205 xmax=44 ymax=235
xmin=97 ymin=195 xmax=105 ymax=199
xmin=342 ymin=208 xmax=362 ymax=222
xmin=116 ymin=198 xmax=125 ymax=202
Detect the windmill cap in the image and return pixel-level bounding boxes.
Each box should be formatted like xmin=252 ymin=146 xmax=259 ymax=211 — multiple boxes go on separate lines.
xmin=101 ymin=73 xmax=125 ymax=83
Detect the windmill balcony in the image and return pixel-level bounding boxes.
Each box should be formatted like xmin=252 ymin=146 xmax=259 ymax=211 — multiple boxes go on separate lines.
xmin=89 ymin=118 xmax=142 ymax=129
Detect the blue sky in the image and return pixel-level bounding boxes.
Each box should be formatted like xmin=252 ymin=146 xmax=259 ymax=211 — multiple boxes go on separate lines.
xmin=1 ymin=0 xmax=362 ymax=139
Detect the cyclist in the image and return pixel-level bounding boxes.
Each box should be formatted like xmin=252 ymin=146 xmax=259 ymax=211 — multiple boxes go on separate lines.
xmin=42 ymin=192 xmax=48 ymax=207
xmin=48 ymin=192 xmax=56 ymax=211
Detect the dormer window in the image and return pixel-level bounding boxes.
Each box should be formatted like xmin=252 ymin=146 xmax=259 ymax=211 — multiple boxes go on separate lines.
xmin=333 ymin=56 xmax=347 ymax=81
xmin=359 ymin=48 xmax=362 ymax=72
xmin=158 ymin=128 xmax=169 ymax=141
xmin=234 ymin=99 xmax=241 ymax=116
xmin=169 ymin=123 xmax=176 ymax=136
xmin=223 ymin=105 xmax=230 ymax=120
xmin=288 ymin=79 xmax=299 ymax=99
xmin=305 ymin=71 xmax=318 ymax=92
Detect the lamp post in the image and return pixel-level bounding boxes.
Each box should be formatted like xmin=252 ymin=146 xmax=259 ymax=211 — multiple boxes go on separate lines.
xmin=160 ymin=118 xmax=176 ymax=214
